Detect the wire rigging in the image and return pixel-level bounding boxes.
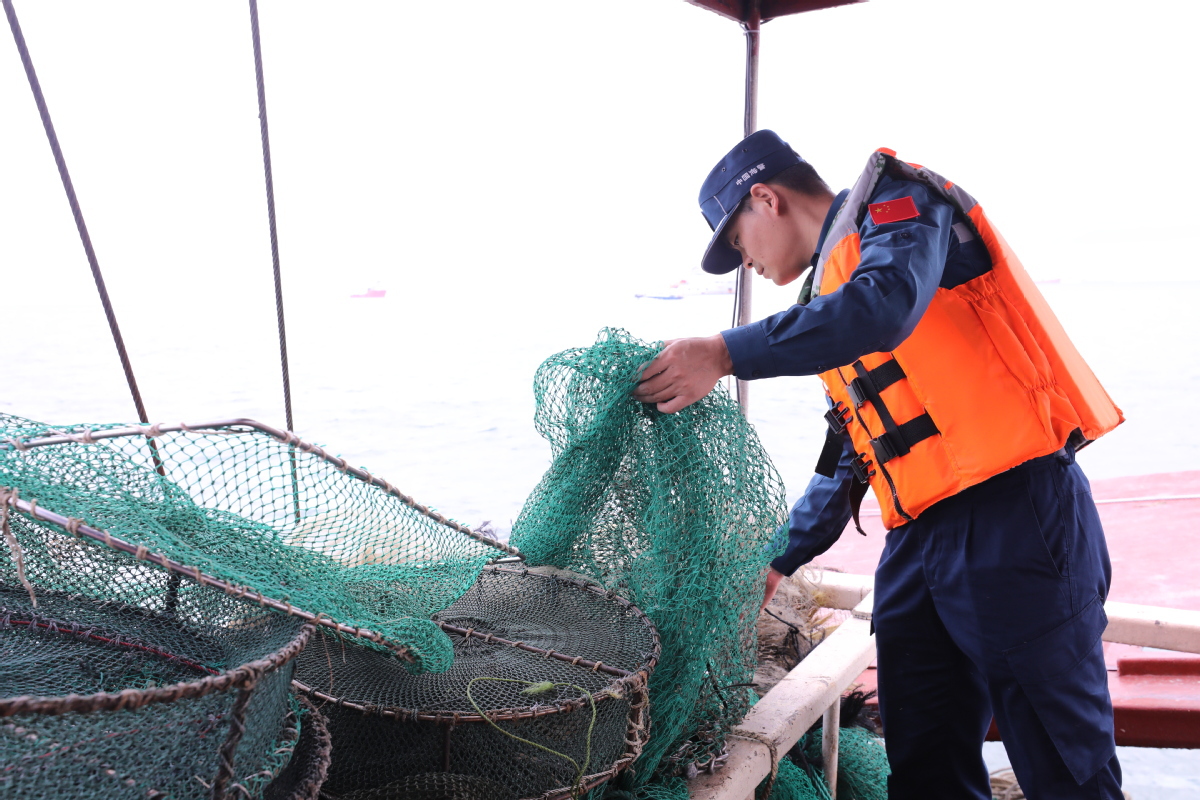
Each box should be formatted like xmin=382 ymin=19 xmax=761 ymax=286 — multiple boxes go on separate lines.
xmin=3 ymin=0 xmax=151 ymax=426
xmin=248 ymin=0 xmax=295 ymax=433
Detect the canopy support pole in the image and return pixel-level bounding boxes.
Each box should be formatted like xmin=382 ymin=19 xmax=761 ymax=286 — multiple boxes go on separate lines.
xmin=3 ymin=0 xmax=152 ymax=426
xmin=734 ymin=1 xmax=761 ymax=414
xmin=247 ymin=0 xmax=294 ymax=434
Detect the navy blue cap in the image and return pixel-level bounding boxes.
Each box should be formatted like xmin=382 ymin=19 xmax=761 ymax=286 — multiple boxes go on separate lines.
xmin=698 ymin=130 xmax=806 ymax=274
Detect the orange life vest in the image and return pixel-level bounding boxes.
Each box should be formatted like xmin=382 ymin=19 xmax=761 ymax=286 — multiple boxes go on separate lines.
xmin=815 ymin=149 xmax=1123 ymax=530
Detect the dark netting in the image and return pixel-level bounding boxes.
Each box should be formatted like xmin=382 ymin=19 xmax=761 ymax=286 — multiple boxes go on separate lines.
xmin=336 ymin=773 xmax=509 ymax=800
xmin=0 ymin=413 xmax=514 ymax=671
xmin=510 ymin=328 xmax=788 ymax=785
xmin=294 ymin=566 xmax=659 ymax=800
xmin=262 ymin=697 xmax=332 ymax=800
xmin=791 ymin=726 xmax=889 ymax=800
xmin=0 ymin=580 xmax=312 ymax=799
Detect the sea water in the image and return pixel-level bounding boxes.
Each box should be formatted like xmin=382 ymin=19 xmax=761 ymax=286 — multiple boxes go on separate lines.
xmin=7 ymin=279 xmax=1198 ymax=528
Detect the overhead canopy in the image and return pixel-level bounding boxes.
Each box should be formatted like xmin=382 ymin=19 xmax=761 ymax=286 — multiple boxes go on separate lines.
xmin=687 ymin=0 xmax=863 ymax=24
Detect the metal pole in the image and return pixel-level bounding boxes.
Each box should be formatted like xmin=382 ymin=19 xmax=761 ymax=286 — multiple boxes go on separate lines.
xmin=3 ymin=0 xmax=152 ymax=426
xmin=247 ymin=0 xmax=294 ymax=435
xmin=734 ymin=1 xmax=761 ymax=414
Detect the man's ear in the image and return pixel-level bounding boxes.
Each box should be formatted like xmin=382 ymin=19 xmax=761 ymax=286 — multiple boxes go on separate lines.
xmin=748 ymin=182 xmax=783 ymax=216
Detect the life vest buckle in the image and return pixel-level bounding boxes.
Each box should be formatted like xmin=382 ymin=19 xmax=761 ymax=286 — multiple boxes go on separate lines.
xmin=870 ymin=431 xmax=910 ymax=465
xmin=846 ymin=379 xmax=869 ymax=408
xmin=850 ymin=453 xmax=875 ymax=484
xmin=824 ymin=401 xmax=851 ymax=434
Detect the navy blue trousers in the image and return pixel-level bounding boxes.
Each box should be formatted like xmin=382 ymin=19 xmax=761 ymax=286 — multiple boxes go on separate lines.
xmin=873 ymin=450 xmax=1124 ymax=799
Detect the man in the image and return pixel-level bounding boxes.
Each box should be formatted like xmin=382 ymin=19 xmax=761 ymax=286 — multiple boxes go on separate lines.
xmin=634 ymin=130 xmax=1125 ymax=800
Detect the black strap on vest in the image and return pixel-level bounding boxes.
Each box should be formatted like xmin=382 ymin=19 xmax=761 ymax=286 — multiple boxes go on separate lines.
xmin=819 ymin=359 xmax=943 ymax=534
xmin=870 ymin=414 xmax=940 ymax=465
xmin=814 ymin=428 xmax=843 ymax=479
xmin=849 ymin=359 xmax=940 ymax=465
xmin=848 ymin=478 xmax=871 ymax=536
xmin=813 ymin=404 xmax=870 ymax=534
xmin=847 ymin=359 xmax=906 ymax=404
xmin=815 ymin=401 xmax=852 ymax=479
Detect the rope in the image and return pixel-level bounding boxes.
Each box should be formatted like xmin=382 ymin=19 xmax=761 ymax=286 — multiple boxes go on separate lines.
xmin=2 ymin=0 xmax=151 ymax=426
xmin=466 ymin=677 xmax=598 ymax=799
xmin=0 ymin=488 xmax=37 ymax=607
xmin=247 ymin=0 xmax=294 ymax=434
xmin=730 ymin=729 xmax=780 ymax=799
xmin=989 ymin=767 xmax=1026 ymax=800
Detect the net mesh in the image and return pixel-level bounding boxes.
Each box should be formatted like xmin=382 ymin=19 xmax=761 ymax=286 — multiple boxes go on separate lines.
xmin=578 ymin=726 xmax=888 ymax=800
xmin=335 ymin=773 xmax=510 ymax=800
xmin=262 ymin=697 xmax=332 ymax=800
xmin=0 ymin=413 xmax=512 ymax=671
xmin=295 ymin=565 xmax=659 ymax=800
xmin=0 ymin=410 xmax=516 ymax=797
xmin=772 ymin=725 xmax=890 ymax=800
xmin=0 ymin=582 xmax=310 ymax=799
xmin=510 ymin=328 xmax=788 ymax=784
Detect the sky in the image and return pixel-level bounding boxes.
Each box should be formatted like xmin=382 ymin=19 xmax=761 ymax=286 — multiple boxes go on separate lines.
xmin=2 ymin=0 xmax=1197 ymax=517
xmin=4 ymin=1 xmax=1195 ymax=303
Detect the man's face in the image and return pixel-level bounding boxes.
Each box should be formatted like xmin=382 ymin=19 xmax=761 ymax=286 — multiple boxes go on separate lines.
xmin=722 ymin=186 xmax=810 ymax=286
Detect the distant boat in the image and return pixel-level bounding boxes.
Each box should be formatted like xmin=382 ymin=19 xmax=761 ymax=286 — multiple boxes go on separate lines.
xmin=351 ymin=288 xmax=387 ymax=298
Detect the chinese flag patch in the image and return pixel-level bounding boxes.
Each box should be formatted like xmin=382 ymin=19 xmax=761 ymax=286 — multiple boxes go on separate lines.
xmin=868 ymin=196 xmax=919 ymax=225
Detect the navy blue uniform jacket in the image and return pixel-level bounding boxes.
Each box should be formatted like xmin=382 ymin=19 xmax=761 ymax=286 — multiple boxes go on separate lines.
xmin=720 ymin=177 xmax=992 ymax=575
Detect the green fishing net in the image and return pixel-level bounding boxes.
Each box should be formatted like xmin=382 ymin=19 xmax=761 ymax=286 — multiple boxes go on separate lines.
xmin=0 ymin=412 xmax=510 ymax=672
xmin=0 ymin=573 xmax=312 ymax=799
xmin=511 ymin=328 xmax=788 ymax=784
xmin=756 ymin=725 xmax=889 ymax=800
xmin=581 ymin=723 xmax=890 ymax=800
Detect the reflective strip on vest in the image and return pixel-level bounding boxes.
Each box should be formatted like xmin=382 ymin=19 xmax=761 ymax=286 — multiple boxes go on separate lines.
xmin=815 ymin=150 xmax=1124 ymax=529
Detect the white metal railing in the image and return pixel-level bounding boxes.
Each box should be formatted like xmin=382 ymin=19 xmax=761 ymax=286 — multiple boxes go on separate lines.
xmin=688 ymin=569 xmax=1200 ymax=800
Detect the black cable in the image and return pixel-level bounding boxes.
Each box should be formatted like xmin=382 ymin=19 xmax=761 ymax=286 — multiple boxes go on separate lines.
xmin=763 ymin=606 xmax=806 ymax=669
xmin=247 ymin=0 xmax=294 ymax=433
xmin=3 ymin=0 xmax=151 ymax=425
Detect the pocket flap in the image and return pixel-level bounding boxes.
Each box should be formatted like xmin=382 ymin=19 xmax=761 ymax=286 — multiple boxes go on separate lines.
xmin=1005 ymin=594 xmax=1107 ymax=682
xmin=1003 ymin=594 xmax=1114 ymax=785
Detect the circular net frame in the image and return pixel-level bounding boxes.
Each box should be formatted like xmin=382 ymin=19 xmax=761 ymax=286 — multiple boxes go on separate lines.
xmin=510 ymin=328 xmax=788 ymax=785
xmin=0 ymin=413 xmax=514 ymax=671
xmin=262 ymin=697 xmax=332 ymax=800
xmin=293 ymin=566 xmax=660 ymax=800
xmin=0 ymin=580 xmax=313 ymax=800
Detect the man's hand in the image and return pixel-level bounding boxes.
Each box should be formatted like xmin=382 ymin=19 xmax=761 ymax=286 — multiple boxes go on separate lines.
xmin=633 ymin=335 xmax=734 ymax=414
xmin=761 ymin=567 xmax=785 ymax=611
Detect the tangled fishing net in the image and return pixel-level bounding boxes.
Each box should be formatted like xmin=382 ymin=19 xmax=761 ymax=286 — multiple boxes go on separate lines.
xmin=511 ymin=328 xmax=788 ymax=787
xmin=789 ymin=724 xmax=889 ymax=800
xmin=0 ymin=412 xmax=512 ymax=672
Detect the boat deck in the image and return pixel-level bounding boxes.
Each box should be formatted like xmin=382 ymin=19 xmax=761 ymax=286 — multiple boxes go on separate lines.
xmin=810 ymin=469 xmax=1200 ymax=748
